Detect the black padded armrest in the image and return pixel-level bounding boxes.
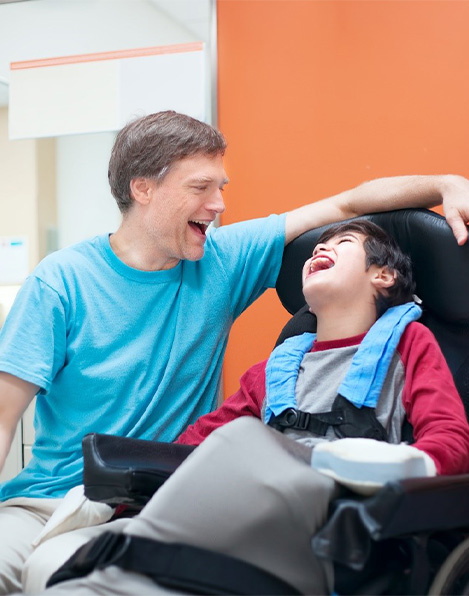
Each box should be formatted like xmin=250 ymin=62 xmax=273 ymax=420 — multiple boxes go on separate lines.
xmin=82 ymin=433 xmax=196 ymax=508
xmin=313 ymin=473 xmax=469 ymax=570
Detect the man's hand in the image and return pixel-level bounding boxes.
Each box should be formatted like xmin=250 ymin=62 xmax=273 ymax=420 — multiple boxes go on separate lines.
xmin=441 ymin=174 xmax=469 ymax=245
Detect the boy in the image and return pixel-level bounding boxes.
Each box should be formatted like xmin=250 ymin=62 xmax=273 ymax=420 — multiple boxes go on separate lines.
xmin=38 ymin=221 xmax=469 ymax=595
xmin=176 ymin=220 xmax=468 ymax=480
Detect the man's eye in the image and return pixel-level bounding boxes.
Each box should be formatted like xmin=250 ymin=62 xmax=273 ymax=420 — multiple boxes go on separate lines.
xmin=194 ymin=186 xmax=208 ymax=192
xmin=338 ymin=238 xmax=352 ymax=244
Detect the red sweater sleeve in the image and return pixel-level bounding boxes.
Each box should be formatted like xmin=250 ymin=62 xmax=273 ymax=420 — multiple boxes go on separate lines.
xmin=176 ymin=360 xmax=267 ymax=445
xmin=398 ymin=322 xmax=469 ymax=475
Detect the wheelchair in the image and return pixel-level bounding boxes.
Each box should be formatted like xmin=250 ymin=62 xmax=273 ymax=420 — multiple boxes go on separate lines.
xmin=79 ymin=208 xmax=469 ymax=595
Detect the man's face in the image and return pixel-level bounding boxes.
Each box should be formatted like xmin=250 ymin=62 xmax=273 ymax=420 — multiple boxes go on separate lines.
xmin=302 ymin=231 xmax=379 ymax=313
xmin=142 ymin=153 xmax=228 ymax=269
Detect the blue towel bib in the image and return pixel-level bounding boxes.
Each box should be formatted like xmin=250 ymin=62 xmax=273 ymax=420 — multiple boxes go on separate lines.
xmin=264 ymin=302 xmax=422 ymax=424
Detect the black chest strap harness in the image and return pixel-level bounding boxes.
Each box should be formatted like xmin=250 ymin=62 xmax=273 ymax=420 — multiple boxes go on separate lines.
xmin=267 ymin=394 xmax=389 ymax=442
xmin=264 ymin=303 xmax=422 ymax=442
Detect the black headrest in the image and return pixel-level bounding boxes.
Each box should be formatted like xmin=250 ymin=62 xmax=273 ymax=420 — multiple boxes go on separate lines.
xmin=275 ymin=209 xmax=469 ymax=416
xmin=276 ymin=209 xmax=469 ymax=324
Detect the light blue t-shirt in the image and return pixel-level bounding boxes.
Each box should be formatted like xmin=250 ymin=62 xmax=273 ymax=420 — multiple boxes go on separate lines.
xmin=0 ymin=214 xmax=285 ymax=500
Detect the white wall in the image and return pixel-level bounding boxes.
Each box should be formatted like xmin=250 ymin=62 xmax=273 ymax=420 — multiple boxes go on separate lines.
xmin=0 ymin=0 xmax=213 ymax=114
xmin=0 ymin=107 xmax=56 ymax=268
xmin=0 ymin=0 xmax=201 ymax=74
xmin=0 ymin=0 xmax=214 ymax=248
xmin=57 ymin=133 xmax=120 ymax=248
xmin=0 ymin=108 xmax=38 ymax=261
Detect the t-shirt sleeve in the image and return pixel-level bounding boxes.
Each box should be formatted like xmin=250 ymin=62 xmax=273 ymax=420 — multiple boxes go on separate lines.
xmin=208 ymin=214 xmax=286 ymax=319
xmin=176 ymin=360 xmax=267 ymax=445
xmin=398 ymin=322 xmax=469 ymax=475
xmin=0 ymin=276 xmax=67 ymax=392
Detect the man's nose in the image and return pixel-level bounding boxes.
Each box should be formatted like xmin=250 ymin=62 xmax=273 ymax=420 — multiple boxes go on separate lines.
xmin=208 ymin=190 xmax=226 ymax=215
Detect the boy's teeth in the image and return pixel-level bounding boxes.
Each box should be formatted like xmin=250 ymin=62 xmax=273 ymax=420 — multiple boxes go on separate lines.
xmin=311 ymin=257 xmax=334 ymax=272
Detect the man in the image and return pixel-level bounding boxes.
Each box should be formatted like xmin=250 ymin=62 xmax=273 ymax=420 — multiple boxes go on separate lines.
xmin=1 ymin=111 xmax=469 ymax=593
xmin=40 ymin=220 xmax=469 ymax=595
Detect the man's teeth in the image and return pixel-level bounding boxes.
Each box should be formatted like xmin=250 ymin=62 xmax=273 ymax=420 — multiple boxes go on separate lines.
xmin=190 ymin=220 xmax=209 ymax=232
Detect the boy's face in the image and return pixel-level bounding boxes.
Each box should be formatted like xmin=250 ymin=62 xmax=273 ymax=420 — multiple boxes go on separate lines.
xmin=302 ymin=231 xmax=387 ymax=313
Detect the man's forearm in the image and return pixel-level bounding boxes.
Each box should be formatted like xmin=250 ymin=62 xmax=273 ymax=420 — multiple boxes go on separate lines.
xmin=0 ymin=427 xmax=15 ymax=475
xmin=285 ymin=174 xmax=469 ymax=245
xmin=0 ymin=373 xmax=38 ymax=474
xmin=335 ymin=175 xmax=445 ymax=214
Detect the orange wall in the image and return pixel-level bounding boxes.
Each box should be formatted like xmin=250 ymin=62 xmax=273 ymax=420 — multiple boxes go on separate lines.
xmin=217 ymin=0 xmax=469 ymax=398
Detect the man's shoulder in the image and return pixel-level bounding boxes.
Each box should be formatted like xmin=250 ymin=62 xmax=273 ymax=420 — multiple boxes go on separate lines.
xmin=207 ymin=214 xmax=285 ymax=244
xmin=35 ymin=235 xmax=107 ymax=271
xmin=31 ymin=235 xmax=109 ymax=290
xmin=202 ymin=214 xmax=286 ymax=271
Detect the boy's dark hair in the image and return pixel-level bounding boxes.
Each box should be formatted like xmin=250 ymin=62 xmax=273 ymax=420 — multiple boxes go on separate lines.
xmin=317 ymin=219 xmax=415 ymax=316
xmin=108 ymin=111 xmax=227 ymax=213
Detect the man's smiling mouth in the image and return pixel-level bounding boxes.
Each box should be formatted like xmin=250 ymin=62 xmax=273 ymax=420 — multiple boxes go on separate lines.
xmin=189 ymin=220 xmax=210 ymax=236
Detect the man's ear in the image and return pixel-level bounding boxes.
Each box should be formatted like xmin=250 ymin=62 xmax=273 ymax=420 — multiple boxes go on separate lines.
xmin=129 ymin=177 xmax=155 ymax=206
xmin=371 ymin=266 xmax=396 ymax=292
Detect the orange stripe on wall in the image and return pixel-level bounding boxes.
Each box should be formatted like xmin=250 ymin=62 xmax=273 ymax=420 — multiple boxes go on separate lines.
xmin=11 ymin=42 xmax=204 ymax=70
xmin=218 ymin=0 xmax=469 ymax=400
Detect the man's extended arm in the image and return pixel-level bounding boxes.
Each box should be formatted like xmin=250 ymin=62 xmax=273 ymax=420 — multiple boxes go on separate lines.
xmin=285 ymin=174 xmax=469 ymax=245
xmin=0 ymin=373 xmax=37 ymax=473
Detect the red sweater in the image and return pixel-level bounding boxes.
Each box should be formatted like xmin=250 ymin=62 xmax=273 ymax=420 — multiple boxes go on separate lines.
xmin=177 ymin=322 xmax=469 ymax=476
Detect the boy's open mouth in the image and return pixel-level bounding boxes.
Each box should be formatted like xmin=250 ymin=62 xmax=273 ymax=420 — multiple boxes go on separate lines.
xmin=189 ymin=220 xmax=209 ymax=236
xmin=310 ymin=256 xmax=335 ymax=273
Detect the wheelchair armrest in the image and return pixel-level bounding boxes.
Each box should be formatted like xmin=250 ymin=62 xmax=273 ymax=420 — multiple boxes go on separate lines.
xmin=82 ymin=433 xmax=196 ymax=508
xmin=313 ymin=473 xmax=469 ymax=570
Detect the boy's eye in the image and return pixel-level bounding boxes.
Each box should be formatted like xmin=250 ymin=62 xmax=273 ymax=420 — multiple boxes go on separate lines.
xmin=338 ymin=238 xmax=352 ymax=244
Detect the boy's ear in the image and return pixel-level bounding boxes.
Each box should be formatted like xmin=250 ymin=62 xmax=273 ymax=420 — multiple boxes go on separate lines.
xmin=130 ymin=177 xmax=155 ymax=205
xmin=371 ymin=266 xmax=396 ymax=292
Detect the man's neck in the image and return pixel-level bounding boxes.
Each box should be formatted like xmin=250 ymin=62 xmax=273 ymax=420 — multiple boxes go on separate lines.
xmin=110 ymin=221 xmax=179 ymax=272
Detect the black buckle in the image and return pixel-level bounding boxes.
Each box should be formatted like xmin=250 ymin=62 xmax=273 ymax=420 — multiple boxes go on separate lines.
xmin=269 ymin=408 xmax=311 ymax=431
xmin=295 ymin=410 xmax=311 ymax=431
xmin=280 ymin=408 xmax=299 ymax=427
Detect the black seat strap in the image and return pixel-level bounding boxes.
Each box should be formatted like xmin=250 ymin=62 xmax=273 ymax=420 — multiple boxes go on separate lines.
xmin=47 ymin=531 xmax=301 ymax=595
xmin=268 ymin=407 xmax=345 ymax=436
